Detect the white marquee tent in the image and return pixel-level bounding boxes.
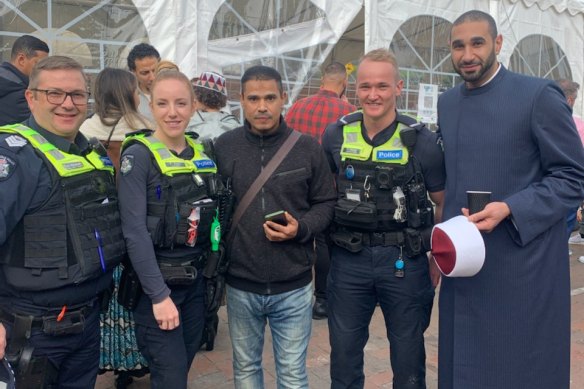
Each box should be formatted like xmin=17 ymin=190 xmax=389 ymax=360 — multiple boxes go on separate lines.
xmin=1 ymin=0 xmax=583 ymax=115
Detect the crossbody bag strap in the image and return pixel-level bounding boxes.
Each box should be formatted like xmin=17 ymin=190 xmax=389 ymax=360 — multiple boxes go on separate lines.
xmin=103 ymin=118 xmax=121 ymax=150
xmin=227 ymin=130 xmax=302 ymax=242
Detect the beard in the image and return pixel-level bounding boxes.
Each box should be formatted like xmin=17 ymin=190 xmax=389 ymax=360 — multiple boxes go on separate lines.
xmin=453 ymin=49 xmax=497 ymax=85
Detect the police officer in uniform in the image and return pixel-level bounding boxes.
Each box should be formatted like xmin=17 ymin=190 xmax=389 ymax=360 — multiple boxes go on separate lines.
xmin=322 ymin=49 xmax=445 ymax=389
xmin=0 ymin=56 xmax=125 ymax=388
xmin=118 ymin=70 xmax=224 ymax=388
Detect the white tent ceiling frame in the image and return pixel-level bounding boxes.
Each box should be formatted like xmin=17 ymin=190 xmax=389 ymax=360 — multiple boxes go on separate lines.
xmin=1 ymin=0 xmax=583 ymax=115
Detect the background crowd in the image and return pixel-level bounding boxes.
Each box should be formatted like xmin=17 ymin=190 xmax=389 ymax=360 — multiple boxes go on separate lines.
xmin=1 ymin=9 xmax=584 ymax=389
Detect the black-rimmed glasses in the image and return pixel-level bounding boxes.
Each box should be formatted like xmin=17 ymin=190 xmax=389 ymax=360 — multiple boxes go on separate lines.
xmin=30 ymin=88 xmax=90 ymax=106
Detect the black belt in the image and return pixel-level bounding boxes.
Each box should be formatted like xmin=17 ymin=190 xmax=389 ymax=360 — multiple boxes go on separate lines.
xmin=0 ymin=305 xmax=89 ymax=338
xmin=158 ymin=254 xmax=206 ymax=270
xmin=361 ymin=231 xmax=405 ymax=247
xmin=0 ymin=309 xmax=43 ymax=329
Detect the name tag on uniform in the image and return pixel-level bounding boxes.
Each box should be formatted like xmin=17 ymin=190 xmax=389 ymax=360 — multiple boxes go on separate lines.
xmin=376 ymin=150 xmax=402 ymax=160
xmin=194 ymin=159 xmax=216 ymax=169
xmin=342 ymin=147 xmax=361 ymax=155
xmin=63 ymin=161 xmax=84 ymax=170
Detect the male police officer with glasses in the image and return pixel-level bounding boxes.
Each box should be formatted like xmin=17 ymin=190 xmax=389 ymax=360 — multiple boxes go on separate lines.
xmin=322 ymin=49 xmax=445 ymax=389
xmin=0 ymin=56 xmax=125 ymax=388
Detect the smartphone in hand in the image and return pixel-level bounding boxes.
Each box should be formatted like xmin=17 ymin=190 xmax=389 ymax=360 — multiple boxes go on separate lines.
xmin=264 ymin=210 xmax=288 ymax=226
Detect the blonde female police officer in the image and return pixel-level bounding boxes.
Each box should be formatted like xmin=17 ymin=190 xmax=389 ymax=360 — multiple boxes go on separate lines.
xmin=118 ymin=70 xmax=224 ymax=388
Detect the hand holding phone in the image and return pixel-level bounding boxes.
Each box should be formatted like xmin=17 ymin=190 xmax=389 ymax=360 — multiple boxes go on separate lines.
xmin=264 ymin=210 xmax=288 ymax=226
xmin=263 ymin=210 xmax=298 ymax=242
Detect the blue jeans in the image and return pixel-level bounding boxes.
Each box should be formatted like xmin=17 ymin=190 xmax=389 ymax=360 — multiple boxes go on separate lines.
xmin=227 ymin=283 xmax=312 ymax=389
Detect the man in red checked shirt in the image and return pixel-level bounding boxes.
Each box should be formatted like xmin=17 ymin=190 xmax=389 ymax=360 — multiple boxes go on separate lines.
xmin=285 ymin=61 xmax=356 ymax=319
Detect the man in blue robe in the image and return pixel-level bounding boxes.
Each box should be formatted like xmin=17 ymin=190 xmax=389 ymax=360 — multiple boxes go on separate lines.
xmin=437 ymin=10 xmax=584 ymax=389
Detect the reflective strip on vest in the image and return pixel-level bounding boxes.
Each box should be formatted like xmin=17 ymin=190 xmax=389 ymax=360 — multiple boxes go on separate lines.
xmin=123 ymin=134 xmax=217 ymax=176
xmin=340 ymin=121 xmax=409 ymax=165
xmin=0 ymin=124 xmax=113 ymax=176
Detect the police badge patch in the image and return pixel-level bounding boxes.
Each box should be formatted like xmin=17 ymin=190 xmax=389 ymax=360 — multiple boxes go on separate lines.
xmin=120 ymin=155 xmax=134 ymax=175
xmin=0 ymin=155 xmax=16 ymax=181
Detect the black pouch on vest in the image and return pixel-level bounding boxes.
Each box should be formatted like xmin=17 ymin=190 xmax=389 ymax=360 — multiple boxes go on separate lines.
xmin=330 ymin=230 xmax=363 ymax=253
xmin=118 ymin=264 xmax=142 ymax=311
xmin=42 ymin=310 xmax=85 ymax=336
xmin=334 ymin=198 xmax=377 ymax=231
xmin=159 ymin=265 xmax=197 ymax=286
xmin=404 ymin=228 xmax=422 ymax=257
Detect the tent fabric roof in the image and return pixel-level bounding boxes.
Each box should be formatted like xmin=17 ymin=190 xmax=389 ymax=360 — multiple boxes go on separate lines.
xmin=511 ymin=0 xmax=584 ymax=15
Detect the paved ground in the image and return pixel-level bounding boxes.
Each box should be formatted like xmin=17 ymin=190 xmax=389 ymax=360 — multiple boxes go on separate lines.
xmin=96 ymin=234 xmax=584 ymax=388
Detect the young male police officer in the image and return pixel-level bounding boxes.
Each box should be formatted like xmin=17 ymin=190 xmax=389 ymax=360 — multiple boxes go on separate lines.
xmin=0 ymin=56 xmax=124 ymax=388
xmin=322 ymin=48 xmax=445 ymax=388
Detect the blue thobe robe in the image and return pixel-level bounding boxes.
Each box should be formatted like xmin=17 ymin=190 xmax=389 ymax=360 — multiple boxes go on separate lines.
xmin=437 ymin=66 xmax=584 ymax=389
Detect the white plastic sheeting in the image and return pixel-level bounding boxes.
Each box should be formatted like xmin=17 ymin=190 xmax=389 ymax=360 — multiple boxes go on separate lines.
xmin=1 ymin=0 xmax=583 ymax=113
xmin=132 ymin=0 xmax=362 ymax=106
xmin=510 ymin=0 xmax=584 ymax=15
xmin=366 ymin=0 xmax=584 ymax=115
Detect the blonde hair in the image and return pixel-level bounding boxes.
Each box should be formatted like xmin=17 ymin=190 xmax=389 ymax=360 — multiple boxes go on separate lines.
xmin=155 ymin=60 xmax=179 ymax=75
xmin=151 ymin=70 xmax=194 ymax=101
xmin=359 ymin=49 xmax=401 ymax=79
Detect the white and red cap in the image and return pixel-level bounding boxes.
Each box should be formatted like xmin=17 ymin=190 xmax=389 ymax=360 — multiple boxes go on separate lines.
xmin=431 ymin=215 xmax=485 ymax=277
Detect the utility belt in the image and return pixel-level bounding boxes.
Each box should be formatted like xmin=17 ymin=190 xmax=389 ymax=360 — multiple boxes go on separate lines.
xmin=331 ymin=227 xmax=431 ymax=257
xmin=0 ymin=308 xmax=78 ymax=388
xmin=118 ymin=255 xmax=206 ymax=311
xmin=158 ymin=253 xmax=206 ymax=285
xmin=159 ymin=262 xmax=198 ymax=286
xmin=0 ymin=307 xmax=88 ymax=337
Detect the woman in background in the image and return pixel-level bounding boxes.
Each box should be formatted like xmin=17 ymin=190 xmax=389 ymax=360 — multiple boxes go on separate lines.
xmin=80 ymin=67 xmax=151 ymax=388
xmin=81 ymin=67 xmax=151 ymax=169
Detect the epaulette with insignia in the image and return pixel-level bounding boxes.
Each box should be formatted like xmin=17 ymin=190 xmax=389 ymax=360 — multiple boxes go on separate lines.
xmin=396 ymin=114 xmax=425 ymax=131
xmin=1 ymin=134 xmax=28 ymax=150
xmin=338 ymin=110 xmax=363 ymax=125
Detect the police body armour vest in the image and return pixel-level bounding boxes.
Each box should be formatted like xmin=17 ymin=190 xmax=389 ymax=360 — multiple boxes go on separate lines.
xmin=122 ymin=132 xmax=218 ymax=252
xmin=335 ymin=114 xmax=432 ymax=232
xmin=0 ymin=125 xmax=125 ymax=291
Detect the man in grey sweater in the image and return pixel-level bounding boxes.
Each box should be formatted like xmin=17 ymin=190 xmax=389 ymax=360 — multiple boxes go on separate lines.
xmin=214 ymin=65 xmax=336 ymax=389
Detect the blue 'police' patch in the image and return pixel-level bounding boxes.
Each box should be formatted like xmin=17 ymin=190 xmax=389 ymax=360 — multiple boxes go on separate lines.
xmin=194 ymin=159 xmax=216 ymax=169
xmin=100 ymin=156 xmax=113 ymax=167
xmin=376 ymin=150 xmax=403 ymax=160
xmin=0 ymin=155 xmax=16 ymax=181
